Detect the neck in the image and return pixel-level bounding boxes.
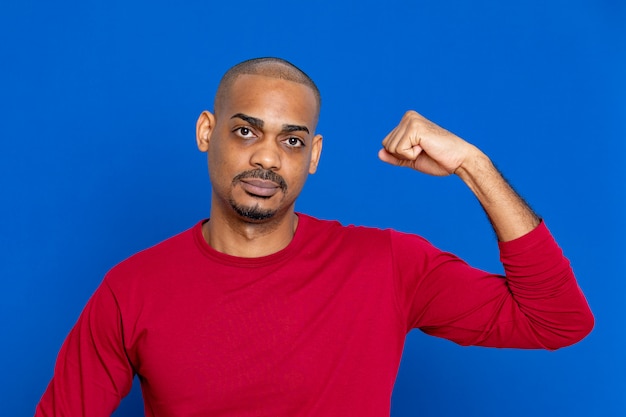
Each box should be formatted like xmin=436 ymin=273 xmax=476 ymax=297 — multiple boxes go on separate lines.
xmin=203 ymin=208 xmax=299 ymax=258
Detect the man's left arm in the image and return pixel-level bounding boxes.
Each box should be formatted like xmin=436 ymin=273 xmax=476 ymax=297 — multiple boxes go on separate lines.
xmin=379 ymin=110 xmax=594 ymax=348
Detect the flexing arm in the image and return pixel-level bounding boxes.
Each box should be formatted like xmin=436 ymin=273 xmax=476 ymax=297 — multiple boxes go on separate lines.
xmin=380 ymin=111 xmax=593 ymax=348
xmin=378 ymin=110 xmax=538 ymax=241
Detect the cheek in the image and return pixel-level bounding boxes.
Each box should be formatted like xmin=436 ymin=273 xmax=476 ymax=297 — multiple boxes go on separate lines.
xmin=207 ymin=153 xmax=235 ymax=189
xmin=208 ymin=141 xmax=241 ymax=173
xmin=284 ymin=162 xmax=311 ymax=191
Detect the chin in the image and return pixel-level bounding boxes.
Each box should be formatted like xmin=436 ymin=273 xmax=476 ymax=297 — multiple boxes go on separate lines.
xmin=230 ymin=200 xmax=278 ymax=222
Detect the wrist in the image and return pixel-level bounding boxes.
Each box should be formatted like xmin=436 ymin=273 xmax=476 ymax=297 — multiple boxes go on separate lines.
xmin=454 ymin=146 xmax=493 ymax=181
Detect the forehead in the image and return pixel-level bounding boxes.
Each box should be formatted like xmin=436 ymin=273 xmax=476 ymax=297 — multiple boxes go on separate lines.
xmin=219 ymin=74 xmax=319 ymax=123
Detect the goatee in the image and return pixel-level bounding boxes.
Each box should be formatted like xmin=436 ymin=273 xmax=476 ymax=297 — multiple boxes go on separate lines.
xmin=229 ymin=169 xmax=288 ymax=221
xmin=229 ymin=200 xmax=277 ymax=221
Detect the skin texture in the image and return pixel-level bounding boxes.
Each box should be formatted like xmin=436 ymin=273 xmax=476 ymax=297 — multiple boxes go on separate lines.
xmin=197 ymin=71 xmax=539 ymax=257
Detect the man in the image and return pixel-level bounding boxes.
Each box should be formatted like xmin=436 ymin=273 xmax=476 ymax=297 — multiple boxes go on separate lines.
xmin=36 ymin=57 xmax=593 ymax=416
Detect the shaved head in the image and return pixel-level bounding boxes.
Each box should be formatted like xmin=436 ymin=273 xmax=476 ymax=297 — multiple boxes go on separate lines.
xmin=214 ymin=57 xmax=321 ymax=117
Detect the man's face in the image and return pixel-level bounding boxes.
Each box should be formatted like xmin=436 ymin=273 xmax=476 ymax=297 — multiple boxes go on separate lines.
xmin=197 ymin=74 xmax=322 ymax=223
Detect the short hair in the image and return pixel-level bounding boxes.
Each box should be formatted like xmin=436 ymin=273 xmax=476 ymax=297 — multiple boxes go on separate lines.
xmin=214 ymin=57 xmax=321 ymax=116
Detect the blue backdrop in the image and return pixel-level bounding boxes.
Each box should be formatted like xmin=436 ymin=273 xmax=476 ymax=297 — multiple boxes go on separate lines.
xmin=1 ymin=0 xmax=624 ymax=415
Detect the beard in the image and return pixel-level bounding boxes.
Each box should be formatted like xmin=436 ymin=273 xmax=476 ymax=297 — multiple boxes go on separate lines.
xmin=229 ymin=199 xmax=277 ymax=221
xmin=228 ymin=169 xmax=288 ymax=221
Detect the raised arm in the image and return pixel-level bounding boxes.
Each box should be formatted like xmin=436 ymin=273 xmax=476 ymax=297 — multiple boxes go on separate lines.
xmin=379 ymin=110 xmax=593 ymax=349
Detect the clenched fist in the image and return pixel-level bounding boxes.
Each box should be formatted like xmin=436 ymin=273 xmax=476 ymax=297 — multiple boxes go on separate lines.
xmin=378 ymin=110 xmax=479 ymax=176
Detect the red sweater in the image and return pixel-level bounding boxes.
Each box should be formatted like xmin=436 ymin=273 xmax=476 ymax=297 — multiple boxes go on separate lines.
xmin=35 ymin=214 xmax=593 ymax=416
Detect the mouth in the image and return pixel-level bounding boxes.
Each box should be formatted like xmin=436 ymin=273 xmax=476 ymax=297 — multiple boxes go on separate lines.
xmin=232 ymin=169 xmax=288 ymax=198
xmin=239 ymin=178 xmax=281 ymax=198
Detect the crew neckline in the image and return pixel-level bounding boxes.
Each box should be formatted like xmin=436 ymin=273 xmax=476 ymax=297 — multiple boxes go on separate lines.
xmin=192 ymin=213 xmax=311 ymax=267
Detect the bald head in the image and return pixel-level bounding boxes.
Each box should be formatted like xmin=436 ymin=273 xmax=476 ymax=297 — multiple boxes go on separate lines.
xmin=214 ymin=58 xmax=321 ymax=117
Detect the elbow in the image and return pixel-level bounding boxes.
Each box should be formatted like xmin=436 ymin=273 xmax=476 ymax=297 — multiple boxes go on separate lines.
xmin=547 ymin=307 xmax=595 ymax=350
xmin=581 ymin=307 xmax=595 ymax=337
xmin=571 ymin=307 xmax=595 ymax=345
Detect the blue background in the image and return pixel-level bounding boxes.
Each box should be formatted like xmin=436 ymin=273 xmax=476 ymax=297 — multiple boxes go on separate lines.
xmin=1 ymin=0 xmax=624 ymax=415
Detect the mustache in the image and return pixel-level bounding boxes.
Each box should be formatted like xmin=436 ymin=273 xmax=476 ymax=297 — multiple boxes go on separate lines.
xmin=232 ymin=169 xmax=288 ymax=193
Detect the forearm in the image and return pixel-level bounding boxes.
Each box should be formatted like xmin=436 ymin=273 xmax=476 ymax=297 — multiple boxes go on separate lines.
xmin=455 ymin=147 xmax=540 ymax=242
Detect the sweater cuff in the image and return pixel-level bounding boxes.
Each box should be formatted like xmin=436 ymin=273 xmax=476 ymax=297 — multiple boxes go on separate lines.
xmin=497 ymin=220 xmax=555 ymax=258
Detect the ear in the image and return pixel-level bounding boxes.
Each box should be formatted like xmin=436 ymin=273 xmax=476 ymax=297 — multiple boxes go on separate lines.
xmin=196 ymin=111 xmax=216 ymax=152
xmin=308 ymin=134 xmax=323 ymax=174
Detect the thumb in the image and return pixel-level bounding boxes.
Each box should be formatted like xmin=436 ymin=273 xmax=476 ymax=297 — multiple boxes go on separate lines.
xmin=378 ymin=148 xmax=407 ymax=167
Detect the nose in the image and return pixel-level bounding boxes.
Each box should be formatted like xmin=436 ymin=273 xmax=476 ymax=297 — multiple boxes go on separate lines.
xmin=249 ymin=140 xmax=281 ymax=171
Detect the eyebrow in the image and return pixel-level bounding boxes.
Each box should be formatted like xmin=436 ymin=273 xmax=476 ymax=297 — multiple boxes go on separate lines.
xmin=231 ymin=113 xmax=310 ymax=134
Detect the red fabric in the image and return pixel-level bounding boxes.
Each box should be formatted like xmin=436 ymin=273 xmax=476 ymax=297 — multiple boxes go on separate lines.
xmin=35 ymin=214 xmax=593 ymax=416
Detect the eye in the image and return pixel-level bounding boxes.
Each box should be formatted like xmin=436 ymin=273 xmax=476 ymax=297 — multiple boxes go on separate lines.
xmin=234 ymin=126 xmax=256 ymax=139
xmin=283 ymin=137 xmax=305 ymax=148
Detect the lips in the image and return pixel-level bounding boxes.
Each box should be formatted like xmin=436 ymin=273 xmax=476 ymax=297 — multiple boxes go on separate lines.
xmin=239 ymin=178 xmax=281 ymax=197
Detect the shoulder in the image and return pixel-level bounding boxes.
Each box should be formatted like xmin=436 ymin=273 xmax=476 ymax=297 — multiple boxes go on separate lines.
xmin=296 ymin=213 xmax=435 ymax=252
xmin=103 ymin=221 xmax=203 ymax=287
xmin=297 ymin=213 xmax=390 ymax=241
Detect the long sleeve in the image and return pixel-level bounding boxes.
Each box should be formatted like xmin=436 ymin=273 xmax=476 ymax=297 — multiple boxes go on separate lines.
xmin=394 ymin=221 xmax=594 ymax=349
xmin=34 ymin=281 xmax=134 ymax=416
